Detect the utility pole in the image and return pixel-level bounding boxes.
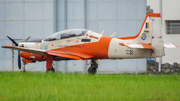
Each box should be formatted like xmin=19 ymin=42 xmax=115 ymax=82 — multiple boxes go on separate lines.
xmin=159 ymin=0 xmax=162 ymax=72
xmin=12 ymin=43 xmax=14 ymax=72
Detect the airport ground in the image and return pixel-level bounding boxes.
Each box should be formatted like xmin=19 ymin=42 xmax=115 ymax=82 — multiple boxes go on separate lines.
xmin=0 ymin=72 xmax=180 ymax=101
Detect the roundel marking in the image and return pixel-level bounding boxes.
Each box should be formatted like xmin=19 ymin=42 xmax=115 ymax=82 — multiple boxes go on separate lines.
xmin=45 ymin=45 xmax=48 ymax=50
xmin=141 ymin=33 xmax=147 ymax=40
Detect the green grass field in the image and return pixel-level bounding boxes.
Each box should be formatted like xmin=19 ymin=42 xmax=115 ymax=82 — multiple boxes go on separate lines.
xmin=0 ymin=72 xmax=180 ymax=101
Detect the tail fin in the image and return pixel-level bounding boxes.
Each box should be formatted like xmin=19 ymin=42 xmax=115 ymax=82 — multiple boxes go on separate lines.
xmin=118 ymin=13 xmax=165 ymax=57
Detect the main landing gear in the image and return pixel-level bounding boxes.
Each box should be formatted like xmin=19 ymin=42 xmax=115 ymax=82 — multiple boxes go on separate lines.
xmin=88 ymin=60 xmax=98 ymax=75
xmin=45 ymin=54 xmax=55 ymax=72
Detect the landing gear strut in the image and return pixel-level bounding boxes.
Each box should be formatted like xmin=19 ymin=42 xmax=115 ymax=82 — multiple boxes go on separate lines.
xmin=88 ymin=60 xmax=98 ymax=75
xmin=21 ymin=62 xmax=26 ymax=72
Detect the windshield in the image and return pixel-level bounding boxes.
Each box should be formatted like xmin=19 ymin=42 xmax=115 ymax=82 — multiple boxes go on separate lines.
xmin=44 ymin=29 xmax=88 ymax=41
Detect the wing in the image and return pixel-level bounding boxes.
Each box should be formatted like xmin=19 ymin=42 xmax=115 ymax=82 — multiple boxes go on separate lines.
xmin=2 ymin=45 xmax=93 ymax=60
xmin=119 ymin=43 xmax=178 ymax=49
xmin=119 ymin=43 xmax=154 ymax=49
xmin=47 ymin=50 xmax=93 ymax=60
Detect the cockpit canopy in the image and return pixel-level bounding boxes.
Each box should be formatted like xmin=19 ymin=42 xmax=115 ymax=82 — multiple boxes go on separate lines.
xmin=44 ymin=29 xmax=89 ymax=41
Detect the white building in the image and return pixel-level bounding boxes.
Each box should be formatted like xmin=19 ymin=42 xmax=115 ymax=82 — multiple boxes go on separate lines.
xmin=147 ymin=0 xmax=180 ymax=64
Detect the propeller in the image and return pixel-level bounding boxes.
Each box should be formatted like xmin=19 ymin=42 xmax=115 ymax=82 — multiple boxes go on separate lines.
xmin=7 ymin=36 xmax=31 ymax=70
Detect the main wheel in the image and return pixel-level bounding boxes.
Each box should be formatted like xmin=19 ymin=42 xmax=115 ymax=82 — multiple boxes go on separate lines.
xmin=88 ymin=67 xmax=97 ymax=75
xmin=46 ymin=67 xmax=55 ymax=72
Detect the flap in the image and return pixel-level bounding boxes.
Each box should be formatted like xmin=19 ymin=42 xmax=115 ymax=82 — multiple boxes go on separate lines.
xmin=47 ymin=51 xmax=83 ymax=60
xmin=119 ymin=43 xmax=154 ymax=49
xmin=164 ymin=43 xmax=178 ymax=48
xmin=47 ymin=50 xmax=94 ymax=60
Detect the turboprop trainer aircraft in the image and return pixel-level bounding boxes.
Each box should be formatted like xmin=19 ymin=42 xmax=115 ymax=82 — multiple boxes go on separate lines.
xmin=2 ymin=13 xmax=178 ymax=74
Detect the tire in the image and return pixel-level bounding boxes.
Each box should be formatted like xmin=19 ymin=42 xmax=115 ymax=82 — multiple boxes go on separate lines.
xmin=88 ymin=67 xmax=97 ymax=75
xmin=46 ymin=67 xmax=55 ymax=73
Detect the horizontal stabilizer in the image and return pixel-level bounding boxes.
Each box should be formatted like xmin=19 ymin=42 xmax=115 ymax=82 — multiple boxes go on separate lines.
xmin=164 ymin=43 xmax=178 ymax=48
xmin=119 ymin=43 xmax=154 ymax=49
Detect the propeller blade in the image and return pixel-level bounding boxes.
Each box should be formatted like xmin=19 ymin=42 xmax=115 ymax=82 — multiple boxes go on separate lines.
xmin=7 ymin=36 xmax=18 ymax=46
xmin=18 ymin=51 xmax=21 ymax=69
xmin=24 ymin=35 xmax=31 ymax=42
xmin=7 ymin=36 xmax=21 ymax=70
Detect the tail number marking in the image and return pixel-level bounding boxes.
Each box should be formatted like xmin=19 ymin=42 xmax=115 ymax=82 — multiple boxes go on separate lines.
xmin=125 ymin=48 xmax=133 ymax=55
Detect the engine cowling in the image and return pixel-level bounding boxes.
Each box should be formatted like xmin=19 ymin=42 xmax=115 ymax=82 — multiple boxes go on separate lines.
xmin=19 ymin=52 xmax=46 ymax=61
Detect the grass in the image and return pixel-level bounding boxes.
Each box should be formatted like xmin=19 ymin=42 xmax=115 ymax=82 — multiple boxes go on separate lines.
xmin=0 ymin=72 xmax=180 ymax=101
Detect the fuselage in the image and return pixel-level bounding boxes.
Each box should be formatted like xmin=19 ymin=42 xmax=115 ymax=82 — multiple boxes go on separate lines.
xmin=18 ymin=29 xmax=154 ymax=63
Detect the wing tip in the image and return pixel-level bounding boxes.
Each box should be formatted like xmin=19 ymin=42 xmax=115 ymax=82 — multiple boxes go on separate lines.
xmin=1 ymin=46 xmax=5 ymax=48
xmin=164 ymin=43 xmax=178 ymax=48
xmin=1 ymin=45 xmax=14 ymax=48
xmin=171 ymin=43 xmax=179 ymax=48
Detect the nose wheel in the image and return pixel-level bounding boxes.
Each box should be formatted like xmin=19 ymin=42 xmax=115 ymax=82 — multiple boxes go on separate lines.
xmin=88 ymin=60 xmax=98 ymax=75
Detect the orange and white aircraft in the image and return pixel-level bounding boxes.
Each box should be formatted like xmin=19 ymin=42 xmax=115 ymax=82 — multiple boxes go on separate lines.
xmin=2 ymin=13 xmax=178 ymax=74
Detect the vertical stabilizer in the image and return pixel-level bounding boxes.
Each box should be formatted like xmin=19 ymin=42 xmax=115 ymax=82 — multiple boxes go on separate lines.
xmin=118 ymin=13 xmax=165 ymax=57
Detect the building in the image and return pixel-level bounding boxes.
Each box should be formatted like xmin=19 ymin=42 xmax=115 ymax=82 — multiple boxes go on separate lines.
xmin=0 ymin=0 xmax=147 ymax=73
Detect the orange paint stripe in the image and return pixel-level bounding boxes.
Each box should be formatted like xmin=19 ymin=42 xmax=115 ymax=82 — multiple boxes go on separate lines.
xmin=171 ymin=43 xmax=179 ymax=48
xmin=148 ymin=13 xmax=161 ymax=17
xmin=4 ymin=45 xmax=14 ymax=48
xmin=89 ymin=35 xmax=99 ymax=39
xmin=118 ymin=13 xmax=160 ymax=40
xmin=141 ymin=44 xmax=154 ymax=49
xmin=119 ymin=43 xmax=130 ymax=48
